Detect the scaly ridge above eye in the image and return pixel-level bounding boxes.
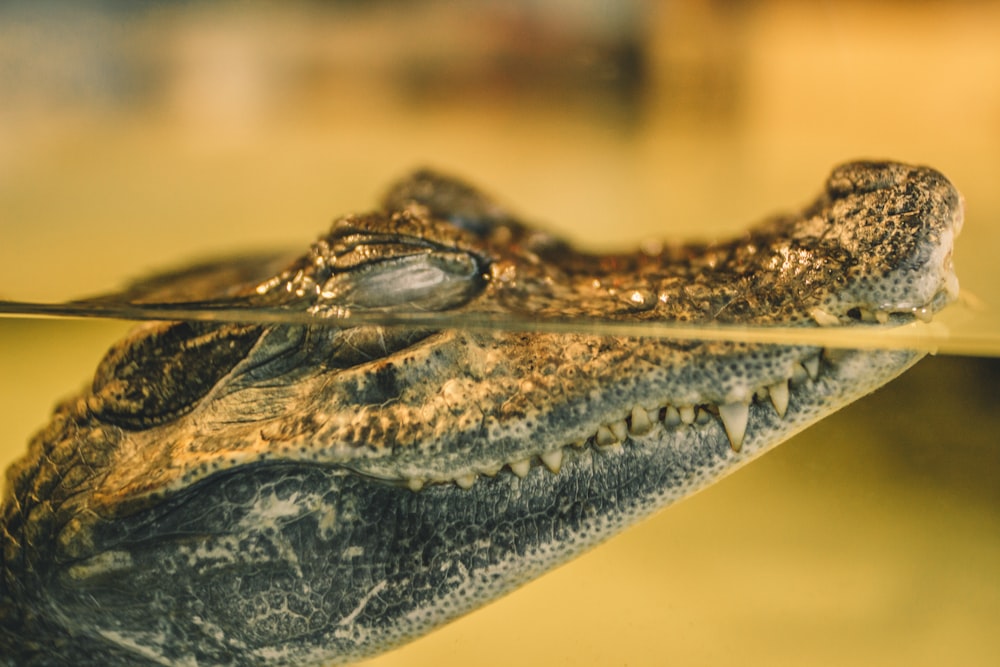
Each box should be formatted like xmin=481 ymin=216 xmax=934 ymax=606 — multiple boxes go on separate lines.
xmin=255 ymin=207 xmax=492 ymax=312
xmin=381 ymin=168 xmax=518 ymax=238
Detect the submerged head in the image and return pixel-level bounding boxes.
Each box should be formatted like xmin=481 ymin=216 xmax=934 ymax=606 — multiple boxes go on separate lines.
xmin=199 ymin=159 xmax=961 ymax=484
xmin=1 ymin=161 xmax=962 ymax=665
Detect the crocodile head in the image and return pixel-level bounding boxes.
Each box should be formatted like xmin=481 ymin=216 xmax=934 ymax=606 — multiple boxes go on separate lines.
xmin=0 ymin=161 xmax=961 ymax=665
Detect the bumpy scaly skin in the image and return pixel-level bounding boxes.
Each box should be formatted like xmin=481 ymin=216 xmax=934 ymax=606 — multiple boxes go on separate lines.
xmin=0 ymin=161 xmax=961 ymax=665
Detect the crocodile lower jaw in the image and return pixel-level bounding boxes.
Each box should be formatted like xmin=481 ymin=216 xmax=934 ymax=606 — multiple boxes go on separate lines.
xmin=404 ymin=344 xmax=865 ymax=492
xmin=398 ymin=286 xmax=954 ymax=494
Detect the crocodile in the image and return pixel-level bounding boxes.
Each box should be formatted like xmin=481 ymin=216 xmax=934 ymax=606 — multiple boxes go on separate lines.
xmin=0 ymin=161 xmax=961 ymax=665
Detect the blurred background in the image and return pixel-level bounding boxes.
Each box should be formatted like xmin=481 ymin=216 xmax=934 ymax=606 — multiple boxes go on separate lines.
xmin=1 ymin=1 xmax=998 ymax=665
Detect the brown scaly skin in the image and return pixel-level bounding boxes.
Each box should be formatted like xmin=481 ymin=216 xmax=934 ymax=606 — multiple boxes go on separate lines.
xmin=0 ymin=161 xmax=961 ymax=665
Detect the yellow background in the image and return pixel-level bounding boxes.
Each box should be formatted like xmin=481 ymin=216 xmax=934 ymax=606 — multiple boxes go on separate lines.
xmin=1 ymin=2 xmax=998 ymax=665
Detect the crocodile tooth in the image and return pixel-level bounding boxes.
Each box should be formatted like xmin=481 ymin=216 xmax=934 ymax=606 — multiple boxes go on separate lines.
xmin=802 ymin=355 xmax=820 ymax=380
xmin=679 ymin=405 xmax=696 ymax=425
xmin=808 ymin=307 xmax=841 ymax=326
xmin=595 ymin=425 xmax=618 ymax=447
xmin=540 ymin=449 xmax=563 ymax=473
xmin=407 ymin=478 xmax=425 ymax=492
xmin=572 ymin=440 xmax=587 ymax=448
xmin=455 ymin=474 xmax=476 ymax=489
xmin=791 ymin=363 xmax=809 ymax=385
xmin=718 ymin=401 xmax=750 ymax=452
xmin=662 ymin=405 xmax=681 ymax=426
xmin=875 ymin=310 xmax=890 ymax=324
xmin=913 ymin=306 xmax=933 ymax=322
xmin=629 ymin=406 xmax=653 ymax=435
xmin=609 ymin=420 xmax=629 ymax=441
xmin=767 ymin=379 xmax=789 ymax=417
xmin=480 ymin=463 xmax=502 ymax=477
xmin=509 ymin=459 xmax=531 ymax=478
xmin=754 ymin=386 xmax=769 ymax=402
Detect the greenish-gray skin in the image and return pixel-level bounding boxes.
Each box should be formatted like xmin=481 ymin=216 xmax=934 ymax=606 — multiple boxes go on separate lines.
xmin=0 ymin=161 xmax=962 ymax=665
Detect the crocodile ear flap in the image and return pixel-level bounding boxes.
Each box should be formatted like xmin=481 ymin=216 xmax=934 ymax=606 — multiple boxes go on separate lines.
xmin=89 ymin=322 xmax=263 ymax=430
xmin=381 ymin=168 xmax=516 ymax=238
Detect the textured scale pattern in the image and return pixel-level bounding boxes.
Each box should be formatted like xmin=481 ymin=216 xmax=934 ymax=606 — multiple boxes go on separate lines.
xmin=0 ymin=161 xmax=962 ymax=665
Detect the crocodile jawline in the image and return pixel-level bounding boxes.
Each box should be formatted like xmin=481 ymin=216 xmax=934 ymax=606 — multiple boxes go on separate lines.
xmin=0 ymin=160 xmax=962 ymax=666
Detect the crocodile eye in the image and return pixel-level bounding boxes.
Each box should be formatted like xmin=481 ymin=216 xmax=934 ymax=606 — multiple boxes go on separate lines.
xmin=319 ymin=248 xmax=487 ymax=311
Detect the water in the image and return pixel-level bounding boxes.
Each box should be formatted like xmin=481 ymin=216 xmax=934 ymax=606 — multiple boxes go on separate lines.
xmin=0 ymin=297 xmax=992 ymax=355
xmin=2 ymin=314 xmax=997 ymax=667
xmin=1 ymin=2 xmax=998 ymax=665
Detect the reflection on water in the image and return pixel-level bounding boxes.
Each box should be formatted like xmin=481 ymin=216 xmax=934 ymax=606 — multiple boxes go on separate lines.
xmin=1 ymin=1 xmax=998 ymax=665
